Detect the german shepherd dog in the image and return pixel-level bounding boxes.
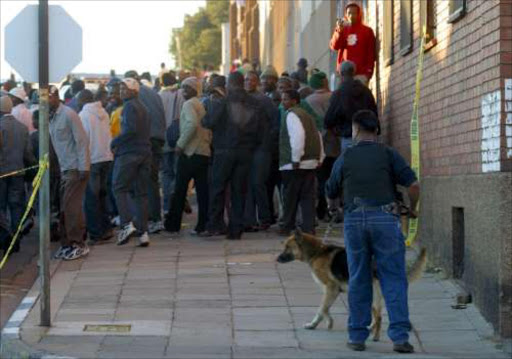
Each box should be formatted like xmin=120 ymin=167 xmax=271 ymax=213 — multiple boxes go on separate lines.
xmin=276 ymin=230 xmax=427 ymax=341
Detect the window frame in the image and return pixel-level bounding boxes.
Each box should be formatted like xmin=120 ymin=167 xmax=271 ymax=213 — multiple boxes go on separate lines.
xmin=448 ymin=0 xmax=466 ymax=23
xmin=383 ymin=0 xmax=394 ymax=66
xmin=399 ymin=0 xmax=413 ymax=56
xmin=420 ymin=0 xmax=437 ymax=52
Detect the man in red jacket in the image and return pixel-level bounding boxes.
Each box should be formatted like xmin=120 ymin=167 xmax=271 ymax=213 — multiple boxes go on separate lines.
xmin=330 ymin=2 xmax=376 ymax=86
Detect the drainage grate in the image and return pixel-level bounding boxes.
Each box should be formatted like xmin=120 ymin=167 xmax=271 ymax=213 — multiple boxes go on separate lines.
xmin=83 ymin=324 xmax=131 ymax=333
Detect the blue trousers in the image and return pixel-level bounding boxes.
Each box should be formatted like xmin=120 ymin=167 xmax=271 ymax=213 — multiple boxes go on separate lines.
xmin=84 ymin=161 xmax=112 ymax=239
xmin=344 ymin=209 xmax=411 ymax=344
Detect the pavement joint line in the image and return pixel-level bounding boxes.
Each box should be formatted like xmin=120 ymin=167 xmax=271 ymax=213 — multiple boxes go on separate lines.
xmin=163 ymin=239 xmax=181 ymax=356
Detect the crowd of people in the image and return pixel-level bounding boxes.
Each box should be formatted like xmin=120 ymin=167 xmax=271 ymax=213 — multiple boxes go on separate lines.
xmin=0 ymin=2 xmax=420 ymax=353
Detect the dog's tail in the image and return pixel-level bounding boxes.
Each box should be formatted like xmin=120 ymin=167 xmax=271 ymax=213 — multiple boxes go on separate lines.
xmin=407 ymin=247 xmax=427 ymax=283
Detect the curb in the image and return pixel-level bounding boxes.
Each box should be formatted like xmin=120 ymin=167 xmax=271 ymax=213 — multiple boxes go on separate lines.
xmin=0 ymin=267 xmax=75 ymax=359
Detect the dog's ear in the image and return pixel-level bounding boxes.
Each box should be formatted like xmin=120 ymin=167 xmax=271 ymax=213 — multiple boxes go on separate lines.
xmin=294 ymin=228 xmax=303 ymax=242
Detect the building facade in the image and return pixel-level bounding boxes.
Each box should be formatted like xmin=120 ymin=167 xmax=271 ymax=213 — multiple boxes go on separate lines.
xmin=230 ymin=0 xmax=512 ymax=339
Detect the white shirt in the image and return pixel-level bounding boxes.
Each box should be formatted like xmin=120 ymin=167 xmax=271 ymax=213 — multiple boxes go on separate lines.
xmin=279 ymin=111 xmax=325 ymax=171
xmin=79 ymin=101 xmax=113 ymax=164
xmin=12 ymin=103 xmax=35 ymax=133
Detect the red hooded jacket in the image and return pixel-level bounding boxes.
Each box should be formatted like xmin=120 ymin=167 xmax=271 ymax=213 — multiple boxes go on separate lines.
xmin=330 ymin=3 xmax=376 ymax=79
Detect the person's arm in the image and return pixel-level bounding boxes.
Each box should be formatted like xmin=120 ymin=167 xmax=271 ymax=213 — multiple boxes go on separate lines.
xmin=324 ymin=91 xmax=340 ymax=130
xmin=176 ymin=101 xmax=198 ymax=151
xmin=365 ymin=28 xmax=377 ymax=80
xmin=326 ymin=155 xmax=344 ymax=199
xmin=69 ymin=111 xmax=90 ymax=173
xmin=408 ymin=181 xmax=420 ymax=218
xmin=286 ymin=112 xmax=305 ymax=168
xmin=23 ymin=129 xmax=37 ymax=167
xmin=111 ymin=104 xmax=137 ymax=151
xmin=329 ymin=22 xmax=345 ymax=51
xmin=201 ymin=98 xmax=224 ymax=130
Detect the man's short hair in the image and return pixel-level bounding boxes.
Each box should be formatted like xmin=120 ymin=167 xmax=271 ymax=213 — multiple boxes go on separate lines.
xmin=228 ymin=72 xmax=244 ymax=89
xmin=340 ymin=61 xmax=356 ymax=77
xmin=77 ymin=89 xmax=94 ymax=104
xmin=282 ymin=89 xmax=301 ymax=103
xmin=71 ymin=79 xmax=85 ymax=94
xmin=352 ymin=110 xmax=379 ymax=132
xmin=246 ymin=71 xmax=260 ymax=80
xmin=162 ymin=72 xmax=177 ymax=87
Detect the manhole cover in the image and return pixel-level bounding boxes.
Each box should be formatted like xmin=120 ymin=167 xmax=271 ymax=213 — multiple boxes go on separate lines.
xmin=83 ymin=324 xmax=131 ymax=333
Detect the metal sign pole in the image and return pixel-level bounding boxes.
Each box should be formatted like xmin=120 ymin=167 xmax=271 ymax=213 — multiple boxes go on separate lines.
xmin=38 ymin=0 xmax=51 ymax=327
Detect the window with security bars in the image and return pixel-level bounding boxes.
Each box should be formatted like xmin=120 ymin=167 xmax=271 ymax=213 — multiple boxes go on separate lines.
xmin=400 ymin=0 xmax=413 ymax=56
xmin=448 ymin=0 xmax=466 ymax=23
xmin=420 ymin=0 xmax=437 ymax=51
xmin=383 ymin=0 xmax=394 ymax=66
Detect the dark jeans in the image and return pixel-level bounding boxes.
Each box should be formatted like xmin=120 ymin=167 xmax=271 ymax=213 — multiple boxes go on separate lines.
xmin=60 ymin=170 xmax=89 ymax=246
xmin=113 ymin=153 xmax=151 ymax=234
xmin=316 ymin=156 xmax=336 ymax=219
xmin=266 ymin=157 xmax=281 ymax=222
xmin=0 ymin=176 xmax=25 ymax=233
xmin=84 ymin=161 xmax=112 ymax=239
xmin=148 ymin=139 xmax=163 ymax=222
xmin=207 ymin=149 xmax=252 ymax=235
xmin=244 ymin=149 xmax=271 ymax=227
xmin=281 ymin=169 xmax=316 ymax=234
xmin=161 ymin=151 xmax=177 ymax=213
xmin=344 ymin=209 xmax=411 ymax=344
xmin=166 ymin=154 xmax=209 ymax=232
xmin=106 ymin=159 xmax=117 ymax=217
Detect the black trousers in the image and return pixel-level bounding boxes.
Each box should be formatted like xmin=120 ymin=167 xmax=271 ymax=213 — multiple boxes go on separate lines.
xmin=266 ymin=157 xmax=281 ymax=222
xmin=207 ymin=149 xmax=252 ymax=235
xmin=281 ymin=169 xmax=316 ymax=234
xmin=166 ymin=154 xmax=209 ymax=232
xmin=316 ymin=156 xmax=337 ymax=219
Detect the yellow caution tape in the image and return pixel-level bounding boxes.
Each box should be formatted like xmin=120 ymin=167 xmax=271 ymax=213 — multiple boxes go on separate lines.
xmin=0 ymin=155 xmax=49 ymax=270
xmin=405 ymin=26 xmax=426 ymax=247
xmin=0 ymin=164 xmax=40 ymax=179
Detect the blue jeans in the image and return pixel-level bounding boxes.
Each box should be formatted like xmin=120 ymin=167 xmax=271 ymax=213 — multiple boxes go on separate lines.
xmin=84 ymin=161 xmax=112 ymax=239
xmin=0 ymin=176 xmax=25 ymax=233
xmin=344 ymin=209 xmax=411 ymax=344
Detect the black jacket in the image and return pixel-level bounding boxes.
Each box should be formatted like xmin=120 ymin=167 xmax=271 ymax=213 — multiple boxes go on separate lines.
xmin=324 ymin=78 xmax=378 ymax=138
xmin=202 ymin=90 xmax=264 ymax=151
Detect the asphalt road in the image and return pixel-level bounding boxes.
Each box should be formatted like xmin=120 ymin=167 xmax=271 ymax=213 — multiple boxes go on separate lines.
xmin=0 ymin=225 xmax=41 ymax=329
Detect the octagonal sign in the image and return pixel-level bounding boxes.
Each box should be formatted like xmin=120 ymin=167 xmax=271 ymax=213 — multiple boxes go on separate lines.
xmin=5 ymin=5 xmax=82 ymax=83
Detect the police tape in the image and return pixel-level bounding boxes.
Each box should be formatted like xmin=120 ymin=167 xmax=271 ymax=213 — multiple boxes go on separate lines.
xmin=0 ymin=164 xmax=40 ymax=180
xmin=0 ymin=156 xmax=49 ymax=270
xmin=405 ymin=26 xmax=426 ymax=247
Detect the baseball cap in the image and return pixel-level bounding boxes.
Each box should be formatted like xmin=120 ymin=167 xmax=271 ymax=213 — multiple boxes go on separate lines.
xmin=9 ymin=87 xmax=27 ymax=101
xmin=122 ymin=78 xmax=140 ymax=92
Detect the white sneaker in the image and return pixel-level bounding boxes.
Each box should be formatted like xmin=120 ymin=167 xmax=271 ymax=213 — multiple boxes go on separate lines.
xmin=111 ymin=216 xmax=121 ymax=227
xmin=63 ymin=244 xmax=89 ymax=261
xmin=148 ymin=221 xmax=164 ymax=234
xmin=117 ymin=222 xmax=137 ymax=246
xmin=136 ymin=232 xmax=150 ymax=247
xmin=53 ymin=245 xmax=72 ymax=259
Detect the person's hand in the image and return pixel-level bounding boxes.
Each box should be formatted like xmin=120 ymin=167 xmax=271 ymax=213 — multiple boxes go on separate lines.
xmin=175 ymin=146 xmax=183 ymax=156
xmin=78 ymin=171 xmax=89 ymax=181
xmin=336 ymin=18 xmax=346 ymax=31
xmin=292 ymin=162 xmax=300 ymax=170
xmin=409 ymin=209 xmax=418 ymax=219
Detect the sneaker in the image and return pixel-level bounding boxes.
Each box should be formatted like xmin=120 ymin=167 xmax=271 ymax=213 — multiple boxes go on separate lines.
xmin=53 ymin=246 xmax=72 ymax=259
xmin=136 ymin=232 xmax=150 ymax=247
xmin=63 ymin=244 xmax=89 ymax=261
xmin=347 ymin=342 xmax=366 ymax=351
xmin=393 ymin=342 xmax=414 ymax=353
xmin=148 ymin=221 xmax=164 ymax=234
xmin=117 ymin=222 xmax=137 ymax=245
xmin=111 ymin=216 xmax=121 ymax=227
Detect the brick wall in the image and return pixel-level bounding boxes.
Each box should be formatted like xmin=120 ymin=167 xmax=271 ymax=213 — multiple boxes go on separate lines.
xmin=375 ymin=0 xmax=508 ymax=176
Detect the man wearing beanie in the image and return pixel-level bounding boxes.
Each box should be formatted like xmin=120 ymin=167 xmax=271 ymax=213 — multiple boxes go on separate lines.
xmin=111 ymin=78 xmax=151 ymax=248
xmin=164 ymin=77 xmax=211 ymax=235
xmin=261 ymin=65 xmax=280 ymax=107
xmin=0 ymin=96 xmax=36 ymax=253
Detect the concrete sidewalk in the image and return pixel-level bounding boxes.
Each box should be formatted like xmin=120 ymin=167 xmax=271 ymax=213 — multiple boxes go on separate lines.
xmin=2 ymin=220 xmax=509 ymax=359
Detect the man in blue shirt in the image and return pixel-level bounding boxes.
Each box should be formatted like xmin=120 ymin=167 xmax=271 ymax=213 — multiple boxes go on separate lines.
xmin=326 ymin=110 xmax=419 ymax=354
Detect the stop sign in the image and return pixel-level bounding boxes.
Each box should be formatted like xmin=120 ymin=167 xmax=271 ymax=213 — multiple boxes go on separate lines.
xmin=5 ymin=5 xmax=82 ymax=83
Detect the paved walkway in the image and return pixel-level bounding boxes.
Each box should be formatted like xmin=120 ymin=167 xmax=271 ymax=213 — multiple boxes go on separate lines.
xmin=8 ymin=219 xmax=509 ymax=359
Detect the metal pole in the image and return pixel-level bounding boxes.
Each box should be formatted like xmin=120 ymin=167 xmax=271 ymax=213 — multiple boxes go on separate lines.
xmin=38 ymin=0 xmax=51 ymax=327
